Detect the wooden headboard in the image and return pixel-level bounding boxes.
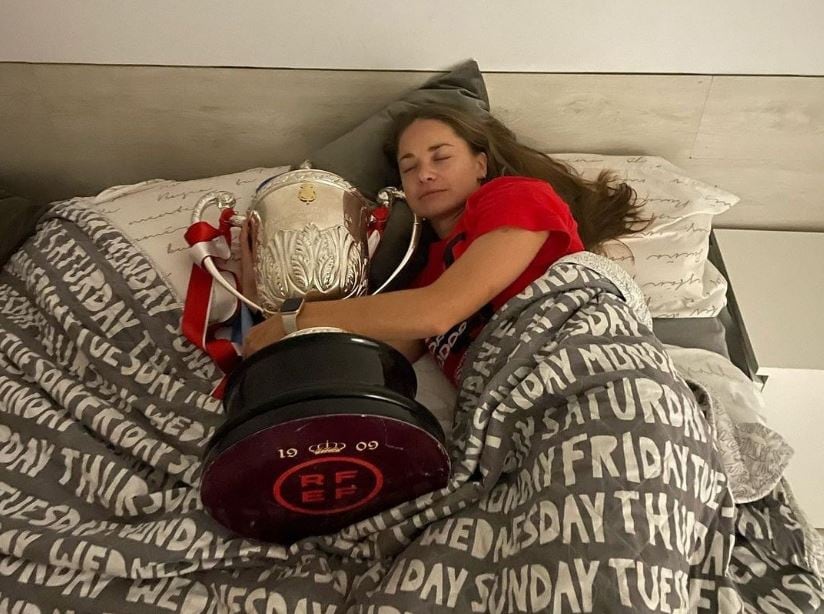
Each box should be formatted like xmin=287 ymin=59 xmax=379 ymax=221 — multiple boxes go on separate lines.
xmin=1 ymin=63 xmax=822 ymax=231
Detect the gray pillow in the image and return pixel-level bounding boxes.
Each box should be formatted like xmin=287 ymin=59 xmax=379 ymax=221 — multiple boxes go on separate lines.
xmin=309 ymin=59 xmax=490 ymax=199
xmin=652 ymin=316 xmax=730 ymax=359
xmin=0 ymin=188 xmax=48 ymax=268
xmin=307 ymin=59 xmax=491 ymax=291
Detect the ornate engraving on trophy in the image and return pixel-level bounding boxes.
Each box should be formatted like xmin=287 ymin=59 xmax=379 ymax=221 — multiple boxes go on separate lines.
xmin=256 ymin=223 xmax=368 ymax=314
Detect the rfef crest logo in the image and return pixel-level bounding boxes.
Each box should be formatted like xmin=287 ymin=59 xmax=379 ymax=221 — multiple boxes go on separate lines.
xmin=272 ymin=456 xmax=384 ymax=515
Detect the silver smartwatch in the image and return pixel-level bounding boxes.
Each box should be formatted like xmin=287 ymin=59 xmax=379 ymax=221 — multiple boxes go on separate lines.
xmin=280 ymin=297 xmax=305 ymax=335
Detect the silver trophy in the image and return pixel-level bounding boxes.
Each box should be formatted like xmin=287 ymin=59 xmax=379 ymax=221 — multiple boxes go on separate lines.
xmin=191 ymin=161 xmax=418 ymax=319
xmin=195 ymin=162 xmax=451 ymax=545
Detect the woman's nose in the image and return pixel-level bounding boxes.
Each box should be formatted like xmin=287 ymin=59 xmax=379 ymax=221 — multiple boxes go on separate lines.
xmin=416 ymin=162 xmax=437 ymax=183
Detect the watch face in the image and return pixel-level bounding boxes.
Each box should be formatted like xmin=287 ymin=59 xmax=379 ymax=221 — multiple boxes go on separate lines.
xmin=281 ymin=298 xmax=304 ymax=313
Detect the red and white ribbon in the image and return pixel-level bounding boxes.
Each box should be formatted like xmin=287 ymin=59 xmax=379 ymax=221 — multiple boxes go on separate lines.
xmin=182 ymin=207 xmax=241 ymax=397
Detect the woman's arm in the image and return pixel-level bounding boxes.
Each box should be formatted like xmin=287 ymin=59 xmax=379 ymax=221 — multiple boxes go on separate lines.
xmin=383 ymin=338 xmax=426 ymax=363
xmin=243 ymin=226 xmax=550 ymax=356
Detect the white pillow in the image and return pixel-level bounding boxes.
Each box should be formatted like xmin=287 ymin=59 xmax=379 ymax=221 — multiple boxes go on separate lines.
xmin=85 ymin=166 xmax=291 ymax=310
xmin=554 ymin=154 xmax=740 ymax=318
xmin=86 ymin=156 xmax=738 ymax=321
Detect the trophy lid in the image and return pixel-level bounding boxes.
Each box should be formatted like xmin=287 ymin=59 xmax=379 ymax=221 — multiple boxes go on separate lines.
xmin=254 ymin=161 xmax=367 ymax=205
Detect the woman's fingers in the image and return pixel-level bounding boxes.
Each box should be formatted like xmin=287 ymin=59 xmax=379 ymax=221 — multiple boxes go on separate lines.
xmin=239 ymin=218 xmax=252 ymax=258
xmin=243 ymin=325 xmax=264 ymax=358
xmin=248 ymin=216 xmax=259 ymax=257
xmin=239 ymin=217 xmax=258 ymax=301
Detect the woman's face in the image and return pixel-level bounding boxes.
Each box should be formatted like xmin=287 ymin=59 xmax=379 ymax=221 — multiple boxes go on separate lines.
xmin=396 ymin=119 xmax=487 ymax=235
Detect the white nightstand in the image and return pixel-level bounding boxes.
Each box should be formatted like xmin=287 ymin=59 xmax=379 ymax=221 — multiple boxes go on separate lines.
xmin=714 ymin=229 xmax=824 ymax=528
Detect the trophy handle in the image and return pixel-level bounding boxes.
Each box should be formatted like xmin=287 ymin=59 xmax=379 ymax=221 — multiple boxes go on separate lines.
xmin=371 ymin=187 xmax=422 ymax=295
xmin=192 ymin=191 xmax=267 ymax=314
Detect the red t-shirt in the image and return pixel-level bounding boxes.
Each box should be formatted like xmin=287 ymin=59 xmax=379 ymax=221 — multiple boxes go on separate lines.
xmin=412 ymin=176 xmax=584 ymax=385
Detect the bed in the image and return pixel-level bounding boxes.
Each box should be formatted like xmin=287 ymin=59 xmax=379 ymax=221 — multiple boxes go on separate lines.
xmin=1 ymin=60 xmax=822 ymax=613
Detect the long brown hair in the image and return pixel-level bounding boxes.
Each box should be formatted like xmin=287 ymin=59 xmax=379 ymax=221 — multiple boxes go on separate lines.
xmin=384 ymin=103 xmax=650 ymax=252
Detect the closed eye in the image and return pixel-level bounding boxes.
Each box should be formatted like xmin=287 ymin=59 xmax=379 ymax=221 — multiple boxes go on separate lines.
xmin=400 ymin=155 xmax=451 ymax=174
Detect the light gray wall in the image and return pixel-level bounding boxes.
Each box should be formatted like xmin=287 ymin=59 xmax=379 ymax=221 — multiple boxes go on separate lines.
xmin=1 ymin=0 xmax=823 ymax=74
xmin=2 ymin=63 xmax=823 ymax=231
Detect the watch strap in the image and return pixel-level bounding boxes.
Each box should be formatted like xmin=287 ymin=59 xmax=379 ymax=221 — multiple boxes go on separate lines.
xmin=280 ymin=298 xmax=305 ymax=335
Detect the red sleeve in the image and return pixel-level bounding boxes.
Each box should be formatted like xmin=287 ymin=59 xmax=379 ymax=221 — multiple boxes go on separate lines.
xmin=464 ymin=177 xmax=577 ymax=244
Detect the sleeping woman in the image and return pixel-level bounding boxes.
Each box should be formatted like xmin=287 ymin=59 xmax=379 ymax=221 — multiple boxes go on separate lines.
xmin=241 ymin=103 xmax=647 ymax=386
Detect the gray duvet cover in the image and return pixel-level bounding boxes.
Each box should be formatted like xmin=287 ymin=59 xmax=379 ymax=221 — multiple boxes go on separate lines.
xmin=0 ymin=203 xmax=821 ymax=612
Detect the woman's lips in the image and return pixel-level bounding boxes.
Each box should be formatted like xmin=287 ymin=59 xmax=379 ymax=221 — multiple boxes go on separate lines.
xmin=420 ymin=189 xmax=446 ymax=199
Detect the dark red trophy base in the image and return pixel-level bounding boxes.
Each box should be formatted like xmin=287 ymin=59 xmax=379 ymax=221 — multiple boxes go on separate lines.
xmin=200 ymin=332 xmax=450 ymax=544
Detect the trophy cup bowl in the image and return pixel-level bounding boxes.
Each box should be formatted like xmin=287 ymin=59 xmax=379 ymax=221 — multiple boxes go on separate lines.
xmin=196 ymin=163 xmax=451 ymax=544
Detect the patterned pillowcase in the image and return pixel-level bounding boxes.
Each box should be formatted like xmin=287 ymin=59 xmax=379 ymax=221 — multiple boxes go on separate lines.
xmin=86 ymin=154 xmax=739 ymax=323
xmin=554 ymin=154 xmax=740 ymax=318
xmin=85 ymin=166 xmax=290 ymax=315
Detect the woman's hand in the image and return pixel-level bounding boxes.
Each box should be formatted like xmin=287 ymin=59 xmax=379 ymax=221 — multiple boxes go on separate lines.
xmin=239 ymin=216 xmax=259 ymax=303
xmin=243 ymin=314 xmax=286 ymax=358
